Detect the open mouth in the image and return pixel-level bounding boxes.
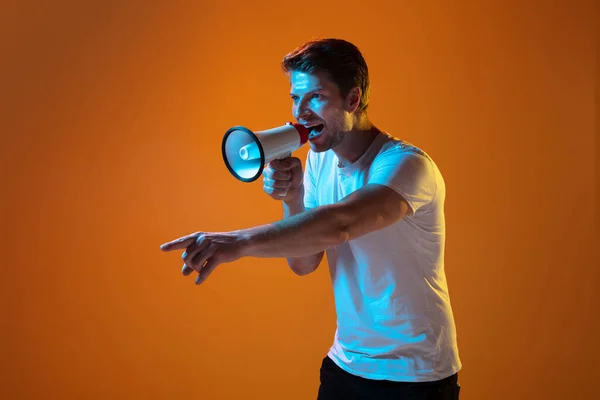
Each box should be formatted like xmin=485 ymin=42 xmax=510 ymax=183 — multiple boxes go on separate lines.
xmin=308 ymin=124 xmax=325 ymax=139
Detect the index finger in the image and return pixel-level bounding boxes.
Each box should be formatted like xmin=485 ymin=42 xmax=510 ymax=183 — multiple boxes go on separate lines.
xmin=268 ymin=158 xmax=297 ymax=171
xmin=160 ymin=234 xmax=197 ymax=251
xmin=263 ymin=166 xmax=291 ymax=180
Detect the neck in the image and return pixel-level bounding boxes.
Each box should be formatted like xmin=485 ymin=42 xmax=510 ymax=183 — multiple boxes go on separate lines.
xmin=333 ymin=113 xmax=381 ymax=167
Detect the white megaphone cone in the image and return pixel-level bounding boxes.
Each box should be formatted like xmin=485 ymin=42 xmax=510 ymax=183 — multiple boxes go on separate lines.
xmin=222 ymin=122 xmax=309 ymax=182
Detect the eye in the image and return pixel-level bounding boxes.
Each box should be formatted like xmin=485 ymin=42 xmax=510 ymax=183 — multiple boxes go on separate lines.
xmin=312 ymin=94 xmax=322 ymax=100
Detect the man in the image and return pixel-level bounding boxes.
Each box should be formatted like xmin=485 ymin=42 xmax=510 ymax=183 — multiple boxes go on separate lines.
xmin=161 ymin=38 xmax=462 ymax=399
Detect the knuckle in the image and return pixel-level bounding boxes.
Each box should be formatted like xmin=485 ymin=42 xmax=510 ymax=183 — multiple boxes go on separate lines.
xmin=275 ymin=171 xmax=291 ymax=180
xmin=268 ymin=160 xmax=281 ymax=170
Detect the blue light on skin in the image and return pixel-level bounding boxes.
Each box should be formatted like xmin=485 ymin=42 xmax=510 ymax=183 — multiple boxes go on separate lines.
xmin=288 ymin=70 xmax=350 ymax=153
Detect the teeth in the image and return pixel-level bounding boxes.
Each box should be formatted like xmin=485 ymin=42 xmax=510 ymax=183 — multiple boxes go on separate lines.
xmin=305 ymin=123 xmax=322 ymax=129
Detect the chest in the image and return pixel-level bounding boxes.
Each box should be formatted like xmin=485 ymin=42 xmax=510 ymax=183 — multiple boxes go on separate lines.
xmin=314 ymin=167 xmax=370 ymax=206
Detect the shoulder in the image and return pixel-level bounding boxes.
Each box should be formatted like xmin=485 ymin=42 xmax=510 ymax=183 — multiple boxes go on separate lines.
xmin=371 ymin=133 xmax=433 ymax=174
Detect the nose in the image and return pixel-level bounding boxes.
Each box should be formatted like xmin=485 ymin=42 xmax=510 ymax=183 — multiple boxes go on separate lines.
xmin=293 ymin=97 xmax=312 ymax=121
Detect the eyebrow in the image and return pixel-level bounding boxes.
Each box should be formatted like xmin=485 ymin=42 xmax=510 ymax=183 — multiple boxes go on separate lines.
xmin=290 ymin=87 xmax=324 ymax=96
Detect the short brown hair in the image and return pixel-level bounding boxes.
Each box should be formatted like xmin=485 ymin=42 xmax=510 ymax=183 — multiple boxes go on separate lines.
xmin=281 ymin=38 xmax=371 ymax=113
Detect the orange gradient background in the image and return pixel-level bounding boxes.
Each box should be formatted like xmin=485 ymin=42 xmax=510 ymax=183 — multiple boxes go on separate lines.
xmin=1 ymin=1 xmax=597 ymax=399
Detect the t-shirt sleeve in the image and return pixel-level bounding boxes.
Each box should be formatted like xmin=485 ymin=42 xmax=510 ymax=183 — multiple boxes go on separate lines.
xmin=367 ymin=146 xmax=437 ymax=215
xmin=303 ymin=150 xmax=318 ymax=209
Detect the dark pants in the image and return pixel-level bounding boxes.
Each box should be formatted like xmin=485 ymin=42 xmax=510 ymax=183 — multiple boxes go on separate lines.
xmin=317 ymin=356 xmax=461 ymax=400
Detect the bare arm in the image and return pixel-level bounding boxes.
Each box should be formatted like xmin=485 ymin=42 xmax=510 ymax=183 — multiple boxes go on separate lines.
xmin=241 ymin=183 xmax=410 ymax=262
xmin=262 ymin=156 xmax=324 ymax=276
xmin=160 ymin=154 xmax=421 ymax=286
xmin=281 ymin=194 xmax=325 ymax=275
xmin=160 ymin=184 xmax=410 ymax=285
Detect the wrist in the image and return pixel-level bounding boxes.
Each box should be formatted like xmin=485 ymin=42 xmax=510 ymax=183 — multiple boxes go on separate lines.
xmin=283 ymin=186 xmax=304 ymax=207
xmin=237 ymin=221 xmax=273 ymax=258
xmin=236 ymin=228 xmax=256 ymax=258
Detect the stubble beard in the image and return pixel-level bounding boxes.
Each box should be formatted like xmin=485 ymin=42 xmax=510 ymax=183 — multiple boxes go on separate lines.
xmin=325 ymin=119 xmax=346 ymax=151
xmin=309 ymin=127 xmax=343 ymax=153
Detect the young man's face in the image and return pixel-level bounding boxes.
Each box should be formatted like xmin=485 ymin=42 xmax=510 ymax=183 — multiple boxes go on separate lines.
xmin=289 ymin=69 xmax=354 ymax=152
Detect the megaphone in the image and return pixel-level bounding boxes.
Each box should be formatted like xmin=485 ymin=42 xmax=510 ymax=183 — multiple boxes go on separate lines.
xmin=222 ymin=122 xmax=309 ymax=182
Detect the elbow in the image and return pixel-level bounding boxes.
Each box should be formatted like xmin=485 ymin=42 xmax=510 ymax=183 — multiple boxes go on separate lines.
xmin=291 ymin=265 xmax=318 ymax=276
xmin=288 ymin=261 xmax=319 ymax=276
xmin=287 ymin=251 xmax=324 ymax=276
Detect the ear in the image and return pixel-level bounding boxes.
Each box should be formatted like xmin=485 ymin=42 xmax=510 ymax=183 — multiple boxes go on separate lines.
xmin=345 ymin=87 xmax=362 ymax=113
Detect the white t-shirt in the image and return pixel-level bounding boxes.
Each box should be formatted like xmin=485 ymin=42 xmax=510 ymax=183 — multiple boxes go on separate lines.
xmin=304 ymin=131 xmax=462 ymax=382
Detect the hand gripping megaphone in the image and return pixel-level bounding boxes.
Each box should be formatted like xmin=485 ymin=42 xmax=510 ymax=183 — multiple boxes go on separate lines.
xmin=221 ymin=122 xmax=309 ymax=182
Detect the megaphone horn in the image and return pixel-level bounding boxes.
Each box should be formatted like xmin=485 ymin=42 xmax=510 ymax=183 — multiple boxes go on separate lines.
xmin=222 ymin=122 xmax=309 ymax=182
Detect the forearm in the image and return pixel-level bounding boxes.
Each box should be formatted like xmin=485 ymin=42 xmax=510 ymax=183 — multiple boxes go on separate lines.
xmin=280 ymin=197 xmax=325 ymax=274
xmin=241 ymin=199 xmax=346 ymax=261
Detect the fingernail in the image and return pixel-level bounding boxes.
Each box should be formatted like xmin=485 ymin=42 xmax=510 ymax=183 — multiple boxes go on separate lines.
xmin=195 ymin=276 xmax=202 ymax=285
